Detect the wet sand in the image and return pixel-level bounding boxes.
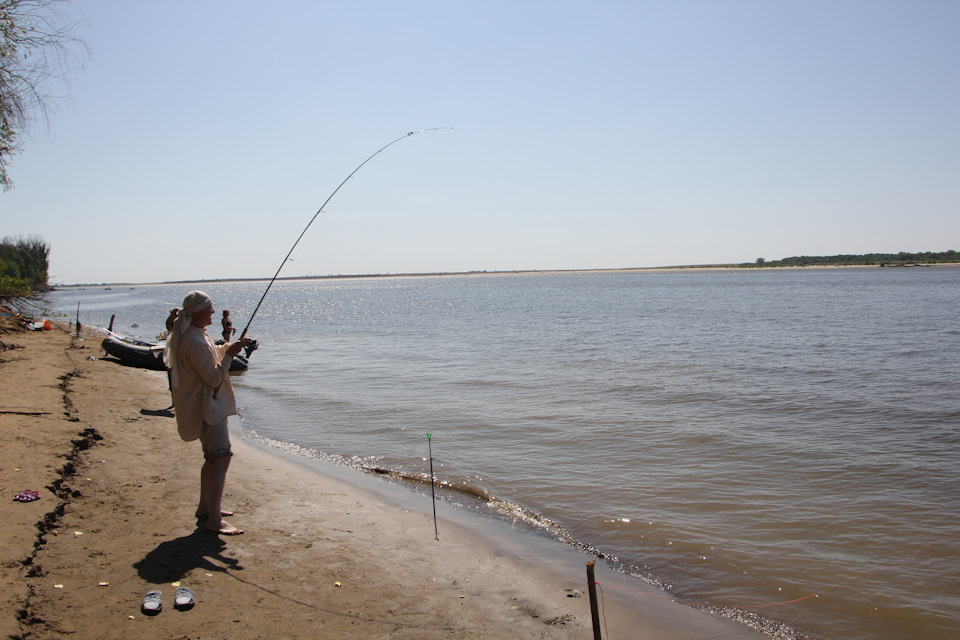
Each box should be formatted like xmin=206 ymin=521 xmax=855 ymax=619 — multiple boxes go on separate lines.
xmin=0 ymin=318 xmax=767 ymax=639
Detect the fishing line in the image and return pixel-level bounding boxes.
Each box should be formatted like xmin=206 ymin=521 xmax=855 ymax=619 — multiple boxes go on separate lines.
xmin=238 ymin=127 xmax=453 ymax=341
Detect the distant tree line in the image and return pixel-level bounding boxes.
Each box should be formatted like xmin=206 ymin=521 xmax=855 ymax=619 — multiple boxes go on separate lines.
xmin=745 ymin=251 xmax=959 ymax=268
xmin=0 ymin=235 xmax=50 ymax=302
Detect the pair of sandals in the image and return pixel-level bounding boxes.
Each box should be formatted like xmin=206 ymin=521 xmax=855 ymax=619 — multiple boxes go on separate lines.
xmin=141 ymin=587 xmax=194 ymax=614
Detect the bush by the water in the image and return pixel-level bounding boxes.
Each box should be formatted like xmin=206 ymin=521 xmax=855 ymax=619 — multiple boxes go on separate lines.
xmin=0 ymin=235 xmax=50 ymax=302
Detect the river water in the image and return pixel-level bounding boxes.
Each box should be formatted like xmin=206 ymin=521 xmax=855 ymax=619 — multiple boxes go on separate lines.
xmin=51 ymin=266 xmax=960 ymax=640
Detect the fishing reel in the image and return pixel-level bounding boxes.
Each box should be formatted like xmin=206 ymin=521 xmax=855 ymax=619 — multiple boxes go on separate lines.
xmin=243 ymin=339 xmax=259 ymax=359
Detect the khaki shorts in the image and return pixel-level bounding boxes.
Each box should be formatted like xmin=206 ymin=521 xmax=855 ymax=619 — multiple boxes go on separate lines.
xmin=200 ymin=418 xmax=232 ymax=461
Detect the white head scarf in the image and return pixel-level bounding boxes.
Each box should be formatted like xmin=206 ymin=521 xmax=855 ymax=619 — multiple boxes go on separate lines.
xmin=164 ymin=290 xmax=213 ymax=388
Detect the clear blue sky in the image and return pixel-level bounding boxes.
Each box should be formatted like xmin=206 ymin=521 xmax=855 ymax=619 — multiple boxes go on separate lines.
xmin=3 ymin=0 xmax=958 ymax=284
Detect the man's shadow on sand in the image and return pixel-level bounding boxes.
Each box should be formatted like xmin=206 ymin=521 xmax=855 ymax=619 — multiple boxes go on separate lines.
xmin=134 ymin=528 xmax=447 ymax=633
xmin=133 ymin=529 xmax=243 ymax=583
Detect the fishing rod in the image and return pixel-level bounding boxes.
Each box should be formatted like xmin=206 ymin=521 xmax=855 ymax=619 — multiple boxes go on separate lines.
xmin=238 ymin=127 xmax=453 ymax=342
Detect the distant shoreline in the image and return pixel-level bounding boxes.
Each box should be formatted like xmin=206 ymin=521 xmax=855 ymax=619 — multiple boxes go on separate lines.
xmin=56 ymin=262 xmax=959 ymax=288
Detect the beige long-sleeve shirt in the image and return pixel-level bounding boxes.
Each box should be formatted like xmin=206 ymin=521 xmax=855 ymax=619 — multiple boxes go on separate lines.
xmin=171 ymin=326 xmax=236 ymax=441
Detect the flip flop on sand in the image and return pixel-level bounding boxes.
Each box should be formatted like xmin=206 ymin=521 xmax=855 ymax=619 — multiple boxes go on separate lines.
xmin=174 ymin=587 xmax=195 ymax=609
xmin=13 ymin=490 xmax=40 ymax=502
xmin=141 ymin=590 xmax=162 ymax=614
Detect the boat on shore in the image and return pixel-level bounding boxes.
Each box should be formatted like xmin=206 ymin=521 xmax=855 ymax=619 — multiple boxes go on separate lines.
xmin=100 ymin=335 xmax=249 ymax=372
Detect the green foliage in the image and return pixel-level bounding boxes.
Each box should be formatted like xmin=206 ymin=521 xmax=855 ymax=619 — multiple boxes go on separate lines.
xmin=738 ymin=250 xmax=960 ymax=268
xmin=0 ymin=235 xmax=49 ymax=300
xmin=0 ymin=270 xmax=30 ymax=299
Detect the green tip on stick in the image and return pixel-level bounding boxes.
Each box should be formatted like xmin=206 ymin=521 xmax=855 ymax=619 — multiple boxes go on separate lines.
xmin=427 ymin=432 xmax=432 ymax=440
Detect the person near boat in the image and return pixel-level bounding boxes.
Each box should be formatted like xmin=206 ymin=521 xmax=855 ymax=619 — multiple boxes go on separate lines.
xmin=221 ymin=309 xmax=235 ymax=343
xmin=165 ymin=307 xmax=179 ymax=334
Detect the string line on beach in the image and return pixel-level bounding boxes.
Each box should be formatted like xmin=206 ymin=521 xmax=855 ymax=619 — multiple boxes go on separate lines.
xmin=595 ymin=575 xmax=610 ymax=640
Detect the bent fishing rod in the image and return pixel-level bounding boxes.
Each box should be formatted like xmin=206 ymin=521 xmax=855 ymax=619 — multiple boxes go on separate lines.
xmin=238 ymin=127 xmax=452 ymax=342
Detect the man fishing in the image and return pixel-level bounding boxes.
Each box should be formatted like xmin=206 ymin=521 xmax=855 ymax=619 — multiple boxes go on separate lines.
xmin=164 ymin=290 xmax=252 ymax=535
xmin=153 ymin=131 xmax=445 ymax=535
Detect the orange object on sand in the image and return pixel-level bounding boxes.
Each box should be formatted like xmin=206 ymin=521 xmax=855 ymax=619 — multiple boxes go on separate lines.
xmin=43 ymin=319 xmax=51 ymax=330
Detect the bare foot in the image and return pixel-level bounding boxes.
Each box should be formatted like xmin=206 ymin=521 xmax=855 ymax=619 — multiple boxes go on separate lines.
xmin=205 ymin=521 xmax=244 ymax=535
xmin=196 ymin=509 xmax=234 ymax=519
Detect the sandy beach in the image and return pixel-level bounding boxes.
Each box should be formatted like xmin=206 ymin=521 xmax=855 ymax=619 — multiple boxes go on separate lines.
xmin=0 ymin=316 xmax=769 ymax=640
